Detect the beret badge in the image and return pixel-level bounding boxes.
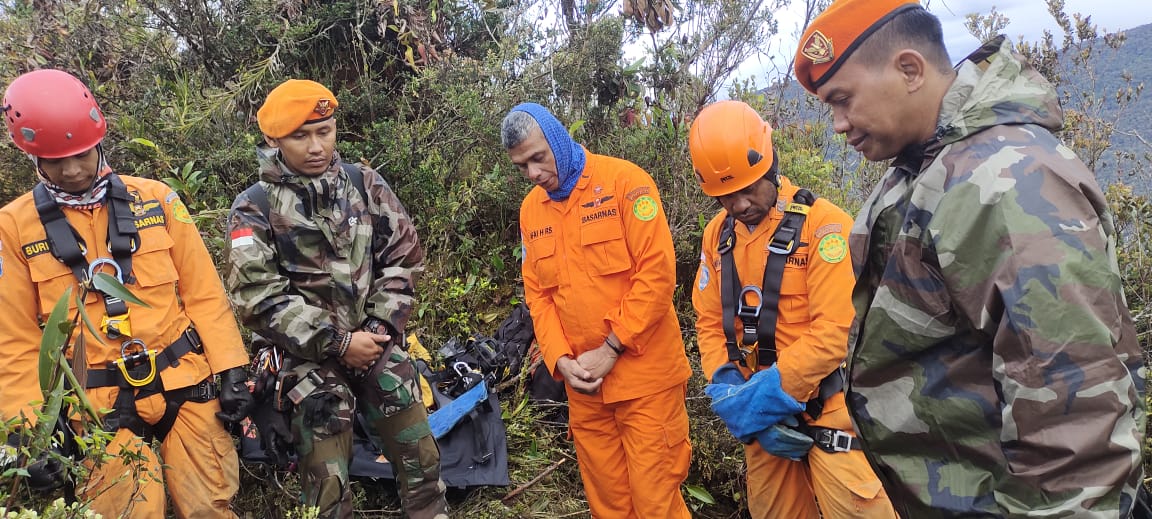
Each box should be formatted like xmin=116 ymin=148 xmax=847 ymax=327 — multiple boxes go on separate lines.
xmin=314 ymin=99 xmax=333 ymax=117
xmin=801 ymin=30 xmax=834 ymax=65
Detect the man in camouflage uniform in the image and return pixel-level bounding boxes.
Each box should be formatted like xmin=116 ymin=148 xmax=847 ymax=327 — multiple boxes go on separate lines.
xmin=224 ymin=79 xmax=448 ymax=518
xmin=793 ymin=1 xmax=1146 ymax=517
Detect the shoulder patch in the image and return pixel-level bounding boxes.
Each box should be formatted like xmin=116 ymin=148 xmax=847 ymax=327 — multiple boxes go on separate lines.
xmin=698 ymin=262 xmax=710 ymax=291
xmin=817 ymin=233 xmax=847 ymax=264
xmin=625 ymin=186 xmax=651 ymax=201
xmin=165 ymin=191 xmax=180 ymax=204
xmin=171 ymin=199 xmax=194 ymax=224
xmin=22 ymin=240 xmax=51 ymax=259
xmin=814 ymin=223 xmax=842 ymax=239
xmin=632 ymin=195 xmax=658 ymax=222
xmin=230 ymin=228 xmax=255 ymax=248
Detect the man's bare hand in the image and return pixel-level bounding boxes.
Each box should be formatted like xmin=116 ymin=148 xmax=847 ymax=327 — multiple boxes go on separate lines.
xmin=340 ymin=331 xmax=389 ymax=370
xmin=576 ymin=344 xmax=619 ymax=380
xmin=556 ymin=355 xmax=603 ymax=395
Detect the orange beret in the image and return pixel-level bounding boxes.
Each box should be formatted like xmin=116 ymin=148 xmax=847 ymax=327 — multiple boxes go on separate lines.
xmin=794 ymin=0 xmax=923 ymax=94
xmin=257 ymin=79 xmax=339 ymax=138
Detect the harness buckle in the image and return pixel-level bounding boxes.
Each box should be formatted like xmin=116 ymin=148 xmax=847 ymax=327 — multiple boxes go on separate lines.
xmin=735 ymin=286 xmax=762 ymax=320
xmin=817 ymin=429 xmax=855 ymax=453
xmin=100 ymin=310 xmax=132 ymax=339
xmin=113 ymin=339 xmax=157 ymax=387
xmin=184 ymin=379 xmax=219 ymax=402
xmin=767 ymin=226 xmax=798 ymax=255
xmin=717 ymin=231 xmax=735 ymax=255
xmin=724 ymin=340 xmax=749 ymax=364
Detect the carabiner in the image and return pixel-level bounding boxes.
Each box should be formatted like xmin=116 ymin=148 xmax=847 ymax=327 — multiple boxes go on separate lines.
xmin=453 ymin=361 xmax=476 ymax=378
xmin=87 ymin=257 xmax=124 ymax=283
xmin=114 ymin=339 xmax=157 ymax=387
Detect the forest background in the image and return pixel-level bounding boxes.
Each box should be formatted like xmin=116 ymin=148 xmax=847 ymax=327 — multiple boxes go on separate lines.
xmin=0 ymin=0 xmax=1149 ymax=516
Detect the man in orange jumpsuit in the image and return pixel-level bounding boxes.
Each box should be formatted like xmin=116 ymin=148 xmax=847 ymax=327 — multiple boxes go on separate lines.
xmin=689 ymin=100 xmax=896 ymax=518
xmin=0 ymin=69 xmax=252 ymax=517
xmin=502 ymin=102 xmax=693 ymax=518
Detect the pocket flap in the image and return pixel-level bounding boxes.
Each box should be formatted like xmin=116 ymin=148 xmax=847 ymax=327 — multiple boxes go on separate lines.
xmin=28 ymin=253 xmax=72 ymax=283
xmin=847 ymin=478 xmax=883 ymax=500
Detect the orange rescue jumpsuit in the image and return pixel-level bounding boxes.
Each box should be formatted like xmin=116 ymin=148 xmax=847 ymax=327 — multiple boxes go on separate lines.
xmin=520 ymin=152 xmax=693 ymax=519
xmin=0 ymin=175 xmax=249 ymax=518
xmin=692 ymin=177 xmax=896 ymax=518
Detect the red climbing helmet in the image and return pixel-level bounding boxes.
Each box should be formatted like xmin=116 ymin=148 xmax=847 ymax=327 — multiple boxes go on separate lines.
xmin=3 ymin=69 xmax=107 ymax=158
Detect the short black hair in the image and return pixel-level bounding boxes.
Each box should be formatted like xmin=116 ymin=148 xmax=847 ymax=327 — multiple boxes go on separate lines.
xmin=855 ymin=8 xmax=952 ymax=74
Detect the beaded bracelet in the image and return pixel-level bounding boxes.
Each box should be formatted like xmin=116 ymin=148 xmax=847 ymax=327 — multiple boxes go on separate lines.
xmin=337 ymin=331 xmax=352 ymax=358
xmin=605 ymin=339 xmax=624 ymax=355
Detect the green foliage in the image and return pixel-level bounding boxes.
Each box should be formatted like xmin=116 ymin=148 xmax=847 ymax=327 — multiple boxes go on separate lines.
xmin=160 ymin=161 xmax=208 ymax=211
xmin=414 ymin=274 xmax=510 ymax=344
xmin=682 ymin=352 xmax=747 ymax=515
xmin=0 ymin=280 xmax=136 ymax=513
xmin=1002 ymin=6 xmax=1150 ymax=189
xmin=1109 ymin=183 xmax=1152 ymax=345
xmin=0 ymin=498 xmax=102 ymax=518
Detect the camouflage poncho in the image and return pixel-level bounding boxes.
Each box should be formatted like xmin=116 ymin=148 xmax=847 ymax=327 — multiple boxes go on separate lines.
xmin=224 ymin=147 xmax=423 ymax=362
xmin=847 ymin=36 xmax=1146 ymax=517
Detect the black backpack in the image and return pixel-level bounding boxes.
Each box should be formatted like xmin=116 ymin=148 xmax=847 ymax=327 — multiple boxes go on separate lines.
xmin=493 ymin=303 xmax=534 ymax=381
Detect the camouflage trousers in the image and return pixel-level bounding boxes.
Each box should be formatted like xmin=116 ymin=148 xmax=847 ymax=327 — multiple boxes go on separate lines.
xmin=285 ymin=348 xmax=448 ymax=519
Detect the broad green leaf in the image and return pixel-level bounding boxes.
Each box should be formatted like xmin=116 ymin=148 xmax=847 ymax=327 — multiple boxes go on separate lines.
xmin=568 ymin=120 xmax=586 ymax=135
xmin=39 ymin=287 xmax=73 ymax=395
xmin=684 ymin=484 xmax=716 ymax=505
xmin=78 ymin=294 xmax=108 ymax=347
xmin=36 ymin=374 xmax=65 ymax=440
xmin=162 ymin=178 xmax=185 ymax=192
xmin=92 ymin=272 xmax=149 ymax=307
xmin=61 ymin=356 xmax=103 ymax=427
xmin=128 ymin=137 xmax=157 ymax=149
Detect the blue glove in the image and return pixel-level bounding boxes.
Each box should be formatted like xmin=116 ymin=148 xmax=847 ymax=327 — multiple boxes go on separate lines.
xmin=710 ymin=363 xmax=746 ymax=385
xmin=704 ymin=365 xmax=804 ymax=440
xmin=428 ymin=380 xmax=489 ymax=439
xmin=752 ymin=415 xmax=814 ymax=461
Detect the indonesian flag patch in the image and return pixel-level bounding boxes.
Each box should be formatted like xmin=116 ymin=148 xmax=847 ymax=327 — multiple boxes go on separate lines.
xmin=230 ymin=228 xmax=255 ymax=248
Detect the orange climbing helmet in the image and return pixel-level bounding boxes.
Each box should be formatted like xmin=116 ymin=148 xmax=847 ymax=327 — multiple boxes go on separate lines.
xmin=688 ymin=100 xmax=776 ymax=197
xmin=2 ymin=69 xmax=107 ymax=158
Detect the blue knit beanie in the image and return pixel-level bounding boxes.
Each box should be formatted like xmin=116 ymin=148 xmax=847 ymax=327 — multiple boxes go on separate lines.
xmin=510 ymin=102 xmax=585 ymax=201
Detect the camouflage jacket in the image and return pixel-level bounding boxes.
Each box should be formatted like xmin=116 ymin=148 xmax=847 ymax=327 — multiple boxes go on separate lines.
xmin=224 ymin=147 xmax=424 ymax=362
xmin=847 ymin=36 xmax=1146 ymax=518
